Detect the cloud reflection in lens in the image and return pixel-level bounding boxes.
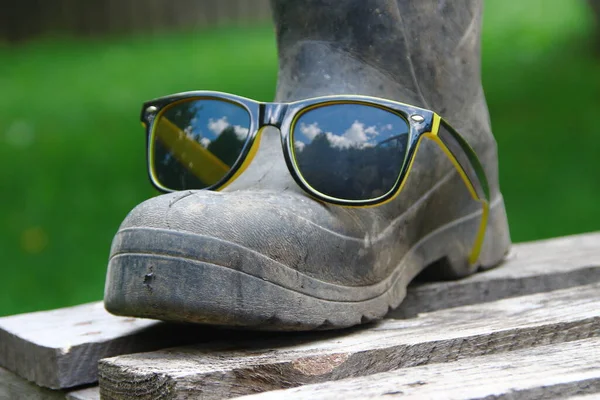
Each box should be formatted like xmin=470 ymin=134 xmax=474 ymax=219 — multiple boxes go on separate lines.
xmin=152 ymin=99 xmax=250 ymax=190
xmin=292 ymin=103 xmax=410 ymax=201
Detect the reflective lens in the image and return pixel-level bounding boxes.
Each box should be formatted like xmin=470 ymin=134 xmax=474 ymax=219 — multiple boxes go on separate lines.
xmin=292 ymin=103 xmax=410 ymax=201
xmin=151 ymin=99 xmax=251 ymax=190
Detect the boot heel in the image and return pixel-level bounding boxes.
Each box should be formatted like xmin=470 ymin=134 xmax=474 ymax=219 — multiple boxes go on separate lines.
xmin=419 ymin=196 xmax=511 ymax=280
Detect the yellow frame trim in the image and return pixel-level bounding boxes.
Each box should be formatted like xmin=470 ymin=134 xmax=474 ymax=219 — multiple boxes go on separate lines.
xmin=425 ymin=114 xmax=489 ymax=264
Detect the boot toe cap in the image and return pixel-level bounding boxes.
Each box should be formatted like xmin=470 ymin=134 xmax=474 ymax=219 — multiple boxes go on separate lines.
xmin=111 ymin=189 xmax=379 ymax=287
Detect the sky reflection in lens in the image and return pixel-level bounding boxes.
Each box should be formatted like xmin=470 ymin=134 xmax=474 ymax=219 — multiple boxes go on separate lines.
xmin=292 ymin=103 xmax=409 ymax=201
xmin=153 ymin=99 xmax=250 ymax=190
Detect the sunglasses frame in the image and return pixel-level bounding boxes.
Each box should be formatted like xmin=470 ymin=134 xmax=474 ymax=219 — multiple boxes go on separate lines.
xmin=141 ymin=91 xmax=490 ymax=264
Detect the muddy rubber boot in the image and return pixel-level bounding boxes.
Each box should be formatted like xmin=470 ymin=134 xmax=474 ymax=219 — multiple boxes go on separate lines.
xmin=104 ymin=0 xmax=511 ymax=330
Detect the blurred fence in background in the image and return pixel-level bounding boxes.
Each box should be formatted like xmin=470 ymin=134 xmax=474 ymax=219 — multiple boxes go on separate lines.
xmin=0 ymin=0 xmax=272 ymax=42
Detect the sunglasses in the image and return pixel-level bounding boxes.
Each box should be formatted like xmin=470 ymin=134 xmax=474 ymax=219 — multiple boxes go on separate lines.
xmin=141 ymin=91 xmax=490 ymax=263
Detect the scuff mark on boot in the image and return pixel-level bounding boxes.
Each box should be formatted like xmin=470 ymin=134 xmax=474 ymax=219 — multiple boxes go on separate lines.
xmin=143 ymin=266 xmax=155 ymax=292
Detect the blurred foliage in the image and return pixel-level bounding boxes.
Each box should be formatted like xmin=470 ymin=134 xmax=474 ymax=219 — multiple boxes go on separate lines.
xmin=0 ymin=0 xmax=599 ymax=316
xmin=483 ymin=0 xmax=600 ymax=239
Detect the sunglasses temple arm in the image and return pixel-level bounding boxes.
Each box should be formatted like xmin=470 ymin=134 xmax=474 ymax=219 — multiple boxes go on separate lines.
xmin=424 ymin=115 xmax=491 ymax=265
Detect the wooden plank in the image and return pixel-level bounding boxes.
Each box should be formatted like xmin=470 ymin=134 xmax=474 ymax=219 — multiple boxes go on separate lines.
xmin=0 ymin=302 xmax=218 ymax=390
xmin=237 ymin=338 xmax=600 ymax=399
xmin=392 ymin=231 xmax=600 ymax=318
xmin=98 ymin=283 xmax=600 ymax=400
xmin=0 ymin=367 xmax=99 ymax=400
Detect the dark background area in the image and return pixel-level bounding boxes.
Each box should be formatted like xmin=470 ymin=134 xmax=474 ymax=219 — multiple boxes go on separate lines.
xmin=1 ymin=0 xmax=599 ymax=316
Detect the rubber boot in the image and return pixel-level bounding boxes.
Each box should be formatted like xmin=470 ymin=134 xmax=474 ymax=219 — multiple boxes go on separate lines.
xmin=104 ymin=0 xmax=511 ymax=330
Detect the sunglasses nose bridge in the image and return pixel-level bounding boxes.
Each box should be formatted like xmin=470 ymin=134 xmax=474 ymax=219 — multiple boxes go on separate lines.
xmin=261 ymin=103 xmax=289 ymax=128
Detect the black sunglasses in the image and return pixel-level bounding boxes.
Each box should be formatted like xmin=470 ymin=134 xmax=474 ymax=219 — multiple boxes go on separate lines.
xmin=141 ymin=91 xmax=490 ymax=262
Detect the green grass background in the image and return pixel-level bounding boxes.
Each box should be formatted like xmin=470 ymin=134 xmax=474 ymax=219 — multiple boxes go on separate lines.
xmin=1 ymin=0 xmax=599 ymax=316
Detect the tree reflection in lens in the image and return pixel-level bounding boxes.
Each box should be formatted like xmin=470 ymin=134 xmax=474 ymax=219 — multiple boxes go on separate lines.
xmin=153 ymin=99 xmax=250 ymax=190
xmin=293 ymin=104 xmax=409 ymax=201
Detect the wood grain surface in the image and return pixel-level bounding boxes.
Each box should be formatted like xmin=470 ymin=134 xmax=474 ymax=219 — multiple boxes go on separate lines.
xmin=237 ymin=338 xmax=600 ymax=399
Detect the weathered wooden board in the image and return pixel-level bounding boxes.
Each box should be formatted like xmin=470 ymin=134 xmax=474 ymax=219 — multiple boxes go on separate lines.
xmin=392 ymin=232 xmax=600 ymax=317
xmin=237 ymin=338 xmax=600 ymax=399
xmin=98 ymin=283 xmax=600 ymax=400
xmin=0 ymin=302 xmax=217 ymax=389
xmin=0 ymin=367 xmax=99 ymax=400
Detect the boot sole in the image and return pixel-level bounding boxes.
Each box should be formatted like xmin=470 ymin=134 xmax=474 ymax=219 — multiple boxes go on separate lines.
xmin=104 ymin=196 xmax=510 ymax=331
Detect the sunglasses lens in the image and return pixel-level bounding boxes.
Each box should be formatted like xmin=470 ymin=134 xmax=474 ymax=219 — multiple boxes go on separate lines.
xmin=151 ymin=99 xmax=251 ymax=190
xmin=292 ymin=103 xmax=410 ymax=201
